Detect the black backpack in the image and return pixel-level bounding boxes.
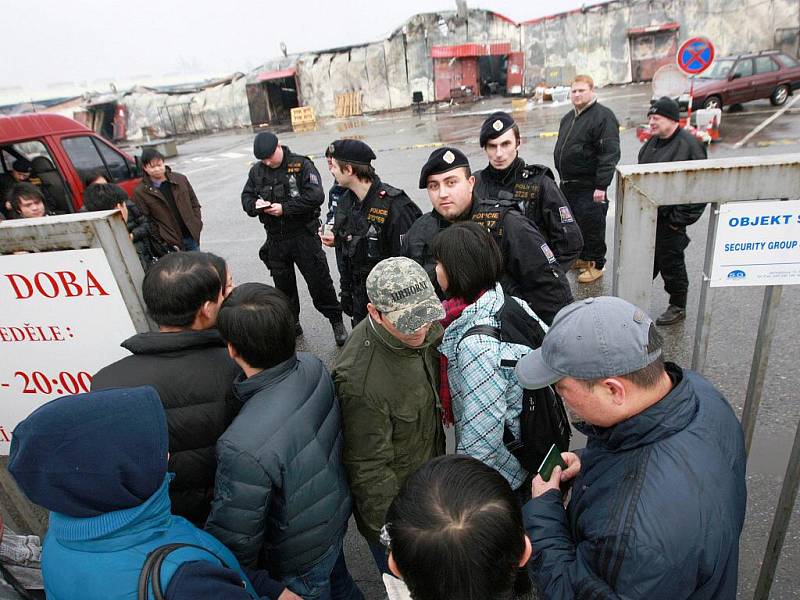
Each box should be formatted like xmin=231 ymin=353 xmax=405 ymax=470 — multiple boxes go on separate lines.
xmin=459 ymin=292 xmax=571 ymax=473
xmin=137 ymin=543 xmax=239 ymax=600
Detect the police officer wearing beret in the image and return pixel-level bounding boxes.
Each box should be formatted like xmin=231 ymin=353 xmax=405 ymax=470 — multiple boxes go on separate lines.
xmin=403 ymin=147 xmax=573 ymax=325
xmin=324 ymin=139 xmax=422 ymax=326
xmin=473 ymin=111 xmax=583 ymax=271
xmin=639 ymin=97 xmax=707 ymax=326
xmin=241 ymin=132 xmax=347 ymax=345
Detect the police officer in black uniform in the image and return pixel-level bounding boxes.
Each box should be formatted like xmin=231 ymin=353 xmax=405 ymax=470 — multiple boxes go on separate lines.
xmin=473 ymin=111 xmax=583 ymax=271
xmin=241 ymin=132 xmax=347 ymax=345
xmin=324 ymin=139 xmax=422 ymax=326
xmin=639 ymin=97 xmax=707 ymax=326
xmin=403 ymin=147 xmax=573 ymax=325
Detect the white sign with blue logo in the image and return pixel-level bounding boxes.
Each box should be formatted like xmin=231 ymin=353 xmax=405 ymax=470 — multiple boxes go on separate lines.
xmin=710 ymin=199 xmax=800 ymax=287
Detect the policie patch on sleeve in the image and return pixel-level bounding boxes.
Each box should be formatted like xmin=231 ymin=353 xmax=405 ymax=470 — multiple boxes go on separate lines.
xmin=559 ymin=206 xmax=574 ymax=223
xmin=309 ymin=173 xmax=320 ymax=186
xmin=541 ymin=243 xmax=556 ymax=264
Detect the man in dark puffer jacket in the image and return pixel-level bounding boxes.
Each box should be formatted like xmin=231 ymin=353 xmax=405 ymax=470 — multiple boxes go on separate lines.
xmin=516 ymin=297 xmax=746 ymax=599
xmin=92 ymin=251 xmax=239 ymax=526
xmin=207 ymin=283 xmax=361 ymax=600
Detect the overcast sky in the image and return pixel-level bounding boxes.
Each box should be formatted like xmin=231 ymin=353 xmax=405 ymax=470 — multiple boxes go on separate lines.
xmin=4 ymin=0 xmax=602 ymax=94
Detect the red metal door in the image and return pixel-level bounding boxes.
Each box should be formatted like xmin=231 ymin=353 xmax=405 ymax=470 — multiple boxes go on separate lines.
xmin=434 ymin=58 xmax=479 ymax=101
xmin=507 ymin=52 xmax=524 ymax=93
xmin=460 ymin=58 xmax=478 ymax=95
xmin=434 ymin=58 xmax=454 ymax=101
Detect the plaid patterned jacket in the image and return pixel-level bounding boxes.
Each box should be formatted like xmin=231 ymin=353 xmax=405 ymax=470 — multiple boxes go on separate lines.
xmin=439 ymin=283 xmax=548 ymax=490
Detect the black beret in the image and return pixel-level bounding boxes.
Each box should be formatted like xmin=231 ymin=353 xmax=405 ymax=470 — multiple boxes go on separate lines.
xmin=479 ymin=111 xmax=515 ymax=147
xmin=647 ymin=96 xmax=680 ymax=122
xmin=253 ymin=132 xmax=279 ymax=160
xmin=327 ymin=139 xmax=376 ymax=165
xmin=418 ymin=147 xmax=470 ymax=189
xmin=12 ymin=158 xmax=32 ymax=173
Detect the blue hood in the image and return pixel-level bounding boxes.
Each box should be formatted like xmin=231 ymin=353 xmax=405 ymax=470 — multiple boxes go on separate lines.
xmin=8 ymin=386 xmax=169 ymax=518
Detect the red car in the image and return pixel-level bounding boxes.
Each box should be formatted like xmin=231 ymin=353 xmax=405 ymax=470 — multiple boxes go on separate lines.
xmin=680 ymin=51 xmax=800 ymax=110
xmin=0 ymin=114 xmax=142 ymax=212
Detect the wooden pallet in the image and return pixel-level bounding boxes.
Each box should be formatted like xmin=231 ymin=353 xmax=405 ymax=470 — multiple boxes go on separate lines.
xmin=291 ymin=106 xmax=316 ymax=132
xmin=335 ymin=91 xmax=363 ymax=118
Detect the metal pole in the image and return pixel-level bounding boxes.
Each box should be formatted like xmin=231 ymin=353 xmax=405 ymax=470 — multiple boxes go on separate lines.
xmin=691 ymin=203 xmax=720 ymax=372
xmin=753 ymin=418 xmax=800 ymax=600
xmin=741 ymin=285 xmax=783 ymax=455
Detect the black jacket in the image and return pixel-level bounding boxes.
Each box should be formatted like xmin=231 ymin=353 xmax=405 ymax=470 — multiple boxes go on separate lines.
xmin=241 ymin=146 xmax=324 ymax=239
xmin=125 ymin=200 xmax=159 ymax=268
xmin=402 ymin=195 xmax=573 ymax=324
xmin=639 ymin=127 xmax=708 ymax=227
xmin=554 ymin=100 xmax=621 ymax=191
xmin=524 ymin=364 xmax=746 ymax=599
xmin=91 ymin=330 xmax=241 ymax=526
xmin=206 ymin=353 xmax=351 ymax=575
xmin=334 ymin=176 xmax=421 ymax=284
xmin=474 ymin=159 xmax=583 ymax=269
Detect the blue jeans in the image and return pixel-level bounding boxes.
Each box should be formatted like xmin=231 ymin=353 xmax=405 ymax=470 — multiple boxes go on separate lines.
xmin=281 ymin=541 xmax=364 ymax=600
xmin=182 ymin=236 xmax=200 ymax=251
xmin=369 ymin=542 xmax=391 ymax=576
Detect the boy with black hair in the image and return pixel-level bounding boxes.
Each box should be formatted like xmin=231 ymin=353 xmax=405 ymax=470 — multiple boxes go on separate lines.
xmin=384 ymin=455 xmax=532 ymax=600
xmin=208 ymin=283 xmax=362 ymax=600
xmin=83 ymin=182 xmax=156 ymax=267
xmin=6 ymin=182 xmax=48 ymax=219
xmin=92 ymin=251 xmax=238 ymax=525
xmin=132 ymin=148 xmax=203 ymax=252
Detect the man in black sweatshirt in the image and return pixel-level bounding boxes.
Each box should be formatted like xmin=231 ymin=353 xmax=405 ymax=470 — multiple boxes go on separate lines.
xmin=638 ymin=97 xmax=707 ymax=325
xmin=553 ymin=75 xmax=621 ymax=283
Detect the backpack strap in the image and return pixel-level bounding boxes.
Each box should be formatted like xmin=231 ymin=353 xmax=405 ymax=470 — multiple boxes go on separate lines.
xmin=138 ymin=543 xmax=232 ymax=600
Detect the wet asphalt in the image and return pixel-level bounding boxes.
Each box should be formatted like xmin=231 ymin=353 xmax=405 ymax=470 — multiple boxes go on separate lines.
xmin=95 ymin=85 xmax=800 ymax=598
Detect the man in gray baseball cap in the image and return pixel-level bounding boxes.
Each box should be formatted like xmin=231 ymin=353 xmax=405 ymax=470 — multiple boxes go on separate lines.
xmin=332 ymin=257 xmax=445 ymax=575
xmin=516 ymin=296 xmax=747 ymax=600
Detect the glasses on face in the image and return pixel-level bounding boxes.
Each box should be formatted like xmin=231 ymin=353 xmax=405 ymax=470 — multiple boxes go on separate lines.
xmin=380 ymin=523 xmax=392 ymax=549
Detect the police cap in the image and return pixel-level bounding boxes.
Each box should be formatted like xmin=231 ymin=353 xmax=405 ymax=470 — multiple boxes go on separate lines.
xmin=327 ymin=139 xmax=376 ymax=165
xmin=253 ymin=132 xmax=279 ymax=160
xmin=418 ymin=147 xmax=470 ymax=189
xmin=479 ymin=111 xmax=516 ymax=147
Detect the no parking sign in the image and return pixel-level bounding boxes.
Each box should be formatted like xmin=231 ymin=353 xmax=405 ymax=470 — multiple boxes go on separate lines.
xmin=677 ymin=37 xmax=715 ymax=75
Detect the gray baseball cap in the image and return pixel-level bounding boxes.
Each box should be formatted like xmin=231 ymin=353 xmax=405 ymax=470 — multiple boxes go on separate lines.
xmin=366 ymin=257 xmax=445 ymax=335
xmin=516 ymin=297 xmax=662 ymax=389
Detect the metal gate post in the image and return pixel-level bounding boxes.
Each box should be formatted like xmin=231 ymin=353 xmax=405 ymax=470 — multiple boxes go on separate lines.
xmin=741 ymin=285 xmax=784 ymax=455
xmin=691 ymin=203 xmax=720 ymax=373
xmin=612 ymin=176 xmax=658 ymax=308
xmin=753 ymin=418 xmax=800 ymax=600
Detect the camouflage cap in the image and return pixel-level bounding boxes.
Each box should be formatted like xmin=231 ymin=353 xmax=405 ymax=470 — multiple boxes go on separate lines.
xmin=366 ymin=257 xmax=445 ymax=335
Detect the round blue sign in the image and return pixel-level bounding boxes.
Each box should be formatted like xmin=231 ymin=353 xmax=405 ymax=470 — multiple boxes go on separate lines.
xmin=677 ymin=37 xmax=715 ymax=75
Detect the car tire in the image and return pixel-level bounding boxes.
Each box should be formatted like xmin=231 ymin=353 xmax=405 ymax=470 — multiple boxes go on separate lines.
xmin=770 ymin=84 xmax=790 ymax=106
xmin=702 ymin=96 xmax=722 ymax=110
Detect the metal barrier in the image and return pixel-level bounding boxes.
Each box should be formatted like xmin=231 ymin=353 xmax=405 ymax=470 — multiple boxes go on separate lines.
xmin=612 ymin=154 xmax=800 ymax=599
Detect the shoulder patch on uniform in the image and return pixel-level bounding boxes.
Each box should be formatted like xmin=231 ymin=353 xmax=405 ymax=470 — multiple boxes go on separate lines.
xmin=309 ymin=173 xmax=320 ymax=185
xmin=559 ymin=206 xmax=574 ymax=223
xmin=541 ymin=243 xmax=556 ymax=264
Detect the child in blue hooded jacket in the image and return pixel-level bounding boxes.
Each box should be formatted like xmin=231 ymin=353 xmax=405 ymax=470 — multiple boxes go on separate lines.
xmin=7 ymin=386 xmax=297 ymax=600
